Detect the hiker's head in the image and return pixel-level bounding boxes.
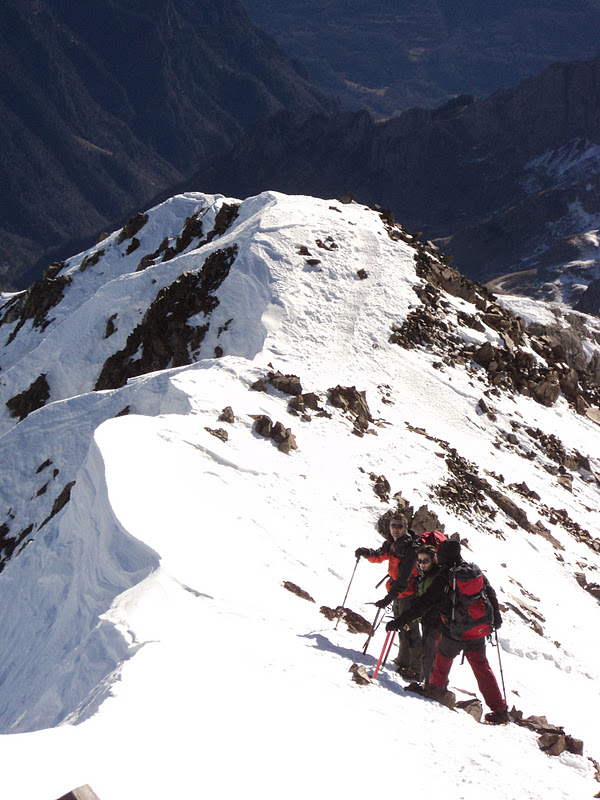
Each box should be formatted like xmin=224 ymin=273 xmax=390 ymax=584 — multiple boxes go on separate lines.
xmin=389 ymin=512 xmax=408 ymax=540
xmin=437 ymin=539 xmax=462 ymax=567
xmin=417 ymin=545 xmax=436 ymax=573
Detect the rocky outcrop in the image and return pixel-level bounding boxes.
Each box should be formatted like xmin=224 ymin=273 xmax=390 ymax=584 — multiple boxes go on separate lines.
xmin=511 ymin=710 xmax=585 ymax=757
xmin=282 ymin=581 xmax=314 ymax=602
xmin=95 ymin=247 xmax=237 ymax=390
xmin=1 ymin=273 xmax=72 ymax=344
xmin=251 ymin=414 xmax=298 ymax=454
xmin=387 ymin=241 xmax=600 ymax=414
xmin=117 ymin=214 xmax=148 ymax=245
xmin=39 ymin=481 xmax=76 ymax=530
xmin=328 ymin=385 xmax=373 ymax=435
xmin=6 ymin=374 xmax=50 ymax=421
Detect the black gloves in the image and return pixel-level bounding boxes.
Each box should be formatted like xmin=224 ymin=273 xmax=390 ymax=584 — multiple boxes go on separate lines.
xmin=374 ymin=597 xmax=390 ymax=609
xmin=494 ymin=612 xmax=503 ymax=630
xmin=355 ymin=547 xmax=373 ymax=558
xmin=386 ymin=619 xmax=399 ymax=632
xmin=393 ymin=611 xmax=413 ymax=630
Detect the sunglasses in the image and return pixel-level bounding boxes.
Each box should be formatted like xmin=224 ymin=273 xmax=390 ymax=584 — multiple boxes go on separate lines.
xmin=390 ymin=523 xmax=406 ymax=529
xmin=418 ymin=558 xmax=432 ymax=564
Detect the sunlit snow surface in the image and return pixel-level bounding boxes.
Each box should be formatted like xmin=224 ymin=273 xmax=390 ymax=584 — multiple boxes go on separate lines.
xmin=0 ymin=192 xmax=599 ymax=799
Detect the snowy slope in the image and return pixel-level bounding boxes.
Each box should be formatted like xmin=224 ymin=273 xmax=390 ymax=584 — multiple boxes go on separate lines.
xmin=0 ymin=192 xmax=599 ymax=800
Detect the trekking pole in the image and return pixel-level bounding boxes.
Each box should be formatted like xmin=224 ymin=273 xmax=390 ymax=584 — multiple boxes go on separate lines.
xmin=362 ymin=606 xmax=383 ymax=654
xmin=372 ymin=630 xmax=396 ymax=680
xmin=495 ymin=630 xmax=508 ymax=705
xmin=380 ymin=629 xmax=396 ymax=670
xmin=334 ymin=556 xmax=360 ymax=630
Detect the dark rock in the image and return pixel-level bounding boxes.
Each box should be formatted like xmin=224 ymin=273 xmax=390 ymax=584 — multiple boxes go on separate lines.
xmin=538 ymin=733 xmax=568 ymax=755
xmin=410 ymin=505 xmax=445 ymax=535
xmin=456 ymin=698 xmax=483 ymax=722
xmin=277 ymin=429 xmax=298 ymax=454
xmin=349 ymin=663 xmax=371 ymax=685
xmin=6 ymin=374 xmax=51 ymax=421
xmin=205 ymin=427 xmax=228 ymax=442
xmin=282 ymin=581 xmax=314 ymax=602
xmin=320 ymin=606 xmax=371 ymax=634
xmin=268 ymin=371 xmax=303 ymax=395
xmin=301 ymin=392 xmax=321 ymax=411
xmin=95 ymin=248 xmax=237 ymax=390
xmin=118 ymin=213 xmax=149 ymax=244
xmin=252 ymin=414 xmax=273 ymax=437
xmin=3 ymin=274 xmax=72 ymax=343
xmin=328 ymin=385 xmax=373 ymax=421
xmin=125 ymin=238 xmax=140 ymax=255
xmin=532 ymin=375 xmax=561 ymax=407
xmin=218 ymin=406 xmax=235 ymax=424
xmin=79 ymin=249 xmax=105 ymax=271
xmin=316 ymin=237 xmax=338 ymax=251
xmin=205 ymin=203 xmax=240 ymax=243
xmin=104 ymin=314 xmax=118 ymax=338
xmin=39 ymin=481 xmax=76 ymax=529
xmin=372 ymin=474 xmax=391 ymax=502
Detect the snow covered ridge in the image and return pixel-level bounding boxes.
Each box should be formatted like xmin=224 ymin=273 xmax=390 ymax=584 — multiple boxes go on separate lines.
xmin=0 ymin=191 xmax=600 ymax=798
xmin=2 ymin=190 xmax=600 ymax=428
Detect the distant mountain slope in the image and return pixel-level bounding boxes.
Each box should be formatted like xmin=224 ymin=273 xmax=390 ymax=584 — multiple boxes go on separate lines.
xmin=0 ymin=0 xmax=336 ymax=291
xmin=193 ymin=54 xmax=600 ymax=310
xmin=242 ymin=0 xmax=600 ymax=117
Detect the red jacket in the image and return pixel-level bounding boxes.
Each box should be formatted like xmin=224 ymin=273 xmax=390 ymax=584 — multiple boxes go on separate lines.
xmin=367 ymin=532 xmax=419 ymax=599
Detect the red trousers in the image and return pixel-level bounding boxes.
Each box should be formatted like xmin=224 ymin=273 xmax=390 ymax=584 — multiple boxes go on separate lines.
xmin=430 ymin=635 xmax=506 ymax=712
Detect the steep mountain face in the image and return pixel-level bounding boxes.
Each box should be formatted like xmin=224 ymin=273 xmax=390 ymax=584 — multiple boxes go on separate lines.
xmin=0 ymin=191 xmax=599 ymax=797
xmin=242 ymin=0 xmax=600 ymax=117
xmin=194 ymin=55 xmax=600 ymax=309
xmin=0 ymin=0 xmax=336 ymax=291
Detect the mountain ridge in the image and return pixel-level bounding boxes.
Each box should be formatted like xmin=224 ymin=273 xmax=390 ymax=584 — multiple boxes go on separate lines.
xmin=0 ymin=190 xmax=599 ymax=797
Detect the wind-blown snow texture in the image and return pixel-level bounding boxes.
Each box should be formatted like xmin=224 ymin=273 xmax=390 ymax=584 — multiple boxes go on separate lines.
xmin=0 ymin=192 xmax=599 ymax=799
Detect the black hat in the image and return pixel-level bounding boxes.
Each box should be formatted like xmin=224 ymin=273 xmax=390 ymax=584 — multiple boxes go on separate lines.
xmin=437 ymin=539 xmax=461 ymax=566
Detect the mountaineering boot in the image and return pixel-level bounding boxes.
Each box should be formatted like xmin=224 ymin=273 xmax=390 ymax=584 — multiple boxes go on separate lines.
xmin=403 ymin=681 xmax=426 ymax=695
xmin=484 ymin=709 xmax=510 ymax=725
xmin=424 ymin=684 xmax=456 ymax=709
